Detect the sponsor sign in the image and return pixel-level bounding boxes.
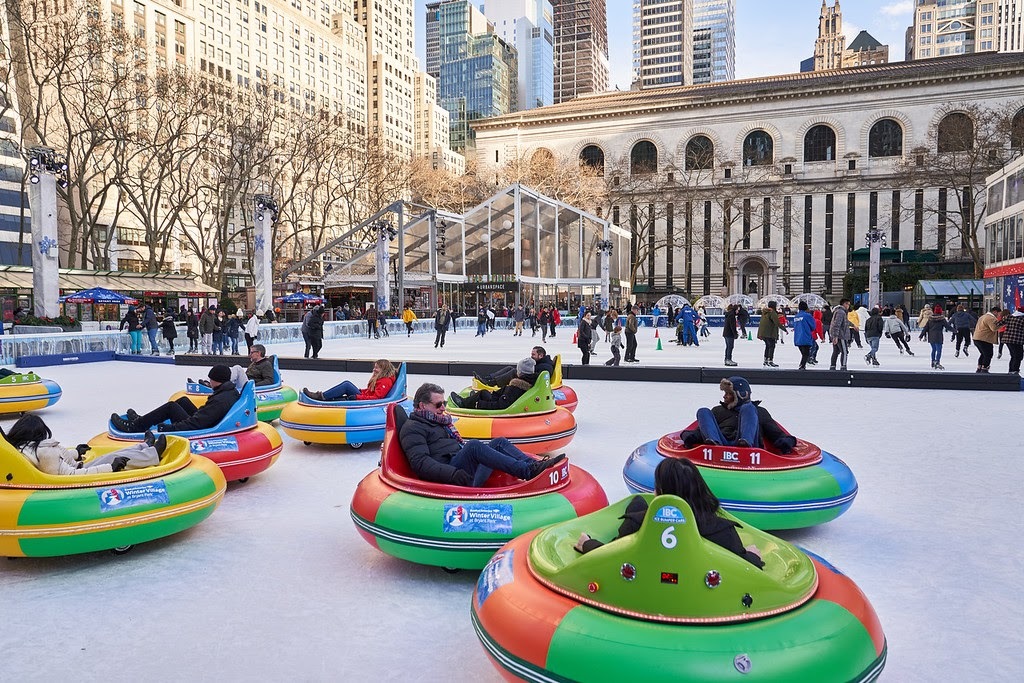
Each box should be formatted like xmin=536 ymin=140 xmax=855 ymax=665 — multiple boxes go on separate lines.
xmin=653 ymin=505 xmax=686 ymax=524
xmin=190 ymin=436 xmax=238 ymax=454
xmin=97 ymin=481 xmax=170 ymax=512
xmin=476 ymin=549 xmax=515 ymax=607
xmin=443 ymin=503 xmax=513 ymax=534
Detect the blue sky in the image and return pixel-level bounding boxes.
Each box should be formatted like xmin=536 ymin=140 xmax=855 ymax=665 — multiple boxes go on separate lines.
xmin=414 ymin=0 xmax=915 ymax=88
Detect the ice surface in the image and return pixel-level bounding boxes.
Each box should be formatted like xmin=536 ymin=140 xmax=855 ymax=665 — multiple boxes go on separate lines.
xmin=1 ymin=325 xmax=1021 ymax=682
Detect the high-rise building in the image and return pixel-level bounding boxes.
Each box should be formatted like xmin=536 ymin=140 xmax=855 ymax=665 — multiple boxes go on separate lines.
xmin=426 ymin=1 xmax=518 ymax=152
xmin=482 ymin=1 xmax=554 ymax=111
xmin=813 ymin=0 xmax=845 ymax=71
xmin=632 ymin=0 xmax=694 ymax=90
xmin=549 ymin=0 xmax=609 ymax=104
xmin=692 ymin=0 xmax=734 ymax=84
xmin=908 ymin=0 xmax=999 ymax=59
xmin=996 ymin=1 xmax=1023 ymax=52
xmin=414 ymin=72 xmax=466 ymax=173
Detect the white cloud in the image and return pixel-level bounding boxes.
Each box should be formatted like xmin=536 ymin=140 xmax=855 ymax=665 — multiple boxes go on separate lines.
xmin=880 ymin=1 xmax=914 ymax=17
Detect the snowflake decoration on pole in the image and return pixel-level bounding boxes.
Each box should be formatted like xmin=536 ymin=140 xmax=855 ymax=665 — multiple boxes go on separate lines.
xmin=254 ymin=234 xmax=265 ymax=252
xmin=38 ymin=236 xmax=57 ymax=257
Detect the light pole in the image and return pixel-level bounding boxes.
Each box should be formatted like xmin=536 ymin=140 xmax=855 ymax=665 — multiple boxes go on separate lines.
xmin=866 ymin=225 xmax=887 ymax=311
xmin=27 ymin=147 xmax=68 ymax=318
xmin=252 ymin=193 xmax=279 ymax=317
xmin=374 ymin=218 xmax=397 ymax=313
xmin=596 ymin=238 xmax=614 ymax=311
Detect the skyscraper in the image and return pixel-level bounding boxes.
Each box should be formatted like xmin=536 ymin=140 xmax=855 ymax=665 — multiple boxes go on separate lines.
xmin=549 ymin=0 xmax=609 ymax=104
xmin=632 ymin=0 xmax=694 ymax=89
xmin=813 ymin=0 xmax=845 ymax=71
xmin=692 ymin=0 xmax=735 ymax=84
xmin=997 ymin=1 xmax=1024 ymax=53
xmin=483 ymin=1 xmax=554 ymax=111
xmin=907 ymin=0 xmax=999 ymax=59
xmin=426 ymin=1 xmax=518 ymax=152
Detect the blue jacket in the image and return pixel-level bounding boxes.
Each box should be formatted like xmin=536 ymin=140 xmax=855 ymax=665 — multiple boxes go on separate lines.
xmin=681 ymin=306 xmax=698 ymax=325
xmin=141 ymin=307 xmax=159 ymax=330
xmin=792 ymin=311 xmax=816 ymax=346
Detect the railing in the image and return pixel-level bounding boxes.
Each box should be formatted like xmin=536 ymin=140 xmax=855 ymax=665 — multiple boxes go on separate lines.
xmin=0 ymin=317 xmax=481 ymax=365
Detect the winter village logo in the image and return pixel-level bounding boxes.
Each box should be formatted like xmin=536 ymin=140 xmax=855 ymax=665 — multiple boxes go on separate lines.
xmin=253 ymin=234 xmax=265 ymax=252
xmin=444 ymin=505 xmax=467 ymax=528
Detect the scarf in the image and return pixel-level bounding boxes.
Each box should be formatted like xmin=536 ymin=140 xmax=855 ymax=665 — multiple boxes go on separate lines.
xmin=412 ymin=408 xmax=464 ymax=444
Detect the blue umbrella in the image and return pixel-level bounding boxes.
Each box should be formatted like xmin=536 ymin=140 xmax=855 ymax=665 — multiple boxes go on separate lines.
xmin=275 ymin=292 xmax=323 ymax=304
xmin=59 ymin=287 xmax=139 ymax=305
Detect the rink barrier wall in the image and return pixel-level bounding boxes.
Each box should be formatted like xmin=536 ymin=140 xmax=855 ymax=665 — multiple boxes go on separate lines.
xmin=172 ymin=356 xmax=1022 ymax=392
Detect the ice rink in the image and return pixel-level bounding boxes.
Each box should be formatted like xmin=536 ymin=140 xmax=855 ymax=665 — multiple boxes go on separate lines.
xmin=1 ymin=323 xmax=1021 ymax=682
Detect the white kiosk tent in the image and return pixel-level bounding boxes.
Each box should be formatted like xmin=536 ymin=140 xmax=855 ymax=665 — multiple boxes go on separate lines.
xmin=286 ymin=184 xmax=632 ymax=312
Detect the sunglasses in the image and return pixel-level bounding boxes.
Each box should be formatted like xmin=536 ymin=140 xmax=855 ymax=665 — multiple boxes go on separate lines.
xmin=431 ymin=400 xmax=447 ymax=409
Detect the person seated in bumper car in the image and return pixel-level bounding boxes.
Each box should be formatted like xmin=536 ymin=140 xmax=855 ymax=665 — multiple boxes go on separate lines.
xmin=110 ymin=364 xmax=240 ymax=433
xmin=5 ymin=414 xmax=166 ymax=474
xmin=301 ymin=359 xmax=396 ymax=402
xmin=680 ymin=376 xmax=796 ymax=453
xmin=574 ymin=457 xmax=763 ymax=567
xmin=473 ymin=346 xmax=554 ymax=388
xmin=400 ymin=382 xmax=564 ymax=487
xmin=450 ymin=358 xmax=535 ymax=410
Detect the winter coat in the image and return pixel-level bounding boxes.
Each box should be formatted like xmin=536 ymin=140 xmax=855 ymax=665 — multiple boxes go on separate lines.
xmin=20 ymin=440 xmax=114 ymax=475
xmin=792 ymin=310 xmax=815 ymax=346
xmin=120 ymin=309 xmax=140 ymax=332
xmin=399 ymin=413 xmax=465 ymax=484
xmin=723 ymin=309 xmax=738 ymax=339
xmin=402 ymin=308 xmax=417 ymax=324
xmin=199 ymin=309 xmax=217 ymax=335
xmin=366 ymin=308 xmax=378 ymax=323
xmin=513 ymin=308 xmax=525 ymax=323
xmin=1002 ymin=311 xmax=1024 ymax=345
xmin=864 ymin=312 xmax=884 ymax=339
xmin=434 ymin=309 xmax=451 ymax=330
xmin=141 ymin=307 xmax=159 ymax=330
xmin=973 ymin=311 xmax=1001 ymax=344
xmin=626 ymin=312 xmax=638 ymax=334
xmin=829 ymin=306 xmax=852 ymax=342
xmin=476 ymin=377 xmax=531 ymax=411
xmin=883 ymin=315 xmax=910 ymax=337
xmin=357 ymin=376 xmax=395 ymax=400
xmin=609 ymin=330 xmax=624 ymax=348
xmin=602 ymin=314 xmax=616 ymax=332
xmin=917 ymin=307 xmax=932 ymax=329
xmin=921 ymin=313 xmax=953 ymax=344
xmin=186 ymin=313 xmax=200 ymax=339
xmin=847 ymin=309 xmax=862 ymax=330
xmin=578 ymin=318 xmax=594 ymax=346
xmin=680 ymin=306 xmax=698 ymax=325
xmin=226 ymin=317 xmax=241 ymax=339
xmin=950 ymin=311 xmax=977 ymax=330
xmin=535 ymin=354 xmax=555 ymax=377
xmin=244 ymin=315 xmax=260 ymax=338
xmin=757 ymin=309 xmax=781 ymax=340
xmin=737 ymin=308 xmax=750 ymax=325
xmin=304 ymin=308 xmax=324 ymax=337
xmin=246 ymin=357 xmax=276 ymax=386
xmin=159 ymin=381 xmax=240 ymax=432
xmin=812 ymin=310 xmax=825 ymax=340
xmin=161 ymin=318 xmax=178 ymax=340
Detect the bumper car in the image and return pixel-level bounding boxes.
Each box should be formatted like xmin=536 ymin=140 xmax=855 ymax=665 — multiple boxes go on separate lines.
xmin=280 ymin=363 xmax=412 ymax=447
xmin=622 ymin=423 xmax=858 ymax=530
xmin=168 ymin=356 xmax=296 ymax=422
xmin=90 ymin=381 xmax=282 ymax=483
xmin=472 ymin=355 xmax=577 ymax=413
xmin=472 ymin=494 xmax=886 ymax=682
xmin=0 ymin=435 xmax=225 ymax=557
xmin=0 ymin=372 xmax=62 ymax=415
xmin=450 ymin=371 xmax=576 ymax=456
xmin=350 ymin=404 xmax=607 ymax=570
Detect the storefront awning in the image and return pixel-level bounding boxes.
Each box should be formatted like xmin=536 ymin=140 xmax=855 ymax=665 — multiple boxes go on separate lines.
xmin=0 ymin=267 xmax=220 ymax=294
xmin=915 ymin=279 xmax=984 ymax=297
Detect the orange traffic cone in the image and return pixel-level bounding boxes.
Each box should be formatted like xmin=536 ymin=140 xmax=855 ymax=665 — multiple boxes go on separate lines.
xmin=654 ymin=328 xmax=660 ymax=338
xmin=656 ymin=338 xmax=663 ymax=351
xmin=572 ymin=331 xmax=578 ymax=344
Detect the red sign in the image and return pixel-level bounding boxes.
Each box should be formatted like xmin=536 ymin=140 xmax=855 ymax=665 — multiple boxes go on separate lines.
xmin=143 ymin=291 xmax=167 ymax=296
xmin=984 ymin=262 xmax=1024 ymax=278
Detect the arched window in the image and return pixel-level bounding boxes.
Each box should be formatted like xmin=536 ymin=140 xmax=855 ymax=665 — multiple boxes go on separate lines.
xmin=630 ymin=140 xmax=658 ymax=175
xmin=1011 ymin=109 xmax=1024 ymax=152
xmin=685 ymin=135 xmax=714 ymax=170
xmin=868 ymin=119 xmax=903 ymax=158
xmin=742 ymin=131 xmax=773 ymax=166
xmin=803 ymin=125 xmax=836 ymax=162
xmin=579 ymin=145 xmax=605 ymax=175
xmin=530 ymin=148 xmax=555 ymax=176
xmin=937 ymin=112 xmax=973 ymax=153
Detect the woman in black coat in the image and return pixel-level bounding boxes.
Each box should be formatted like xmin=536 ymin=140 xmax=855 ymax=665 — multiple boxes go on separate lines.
xmin=160 ymin=316 xmax=178 ymax=355
xmin=723 ymin=304 xmax=739 ymax=367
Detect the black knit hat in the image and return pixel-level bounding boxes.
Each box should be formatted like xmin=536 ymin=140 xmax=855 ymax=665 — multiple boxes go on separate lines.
xmin=208 ymin=365 xmax=232 ymax=383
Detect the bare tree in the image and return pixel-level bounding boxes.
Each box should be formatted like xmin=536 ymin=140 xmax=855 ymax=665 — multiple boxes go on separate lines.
xmin=896 ymin=101 xmax=1022 ymax=276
